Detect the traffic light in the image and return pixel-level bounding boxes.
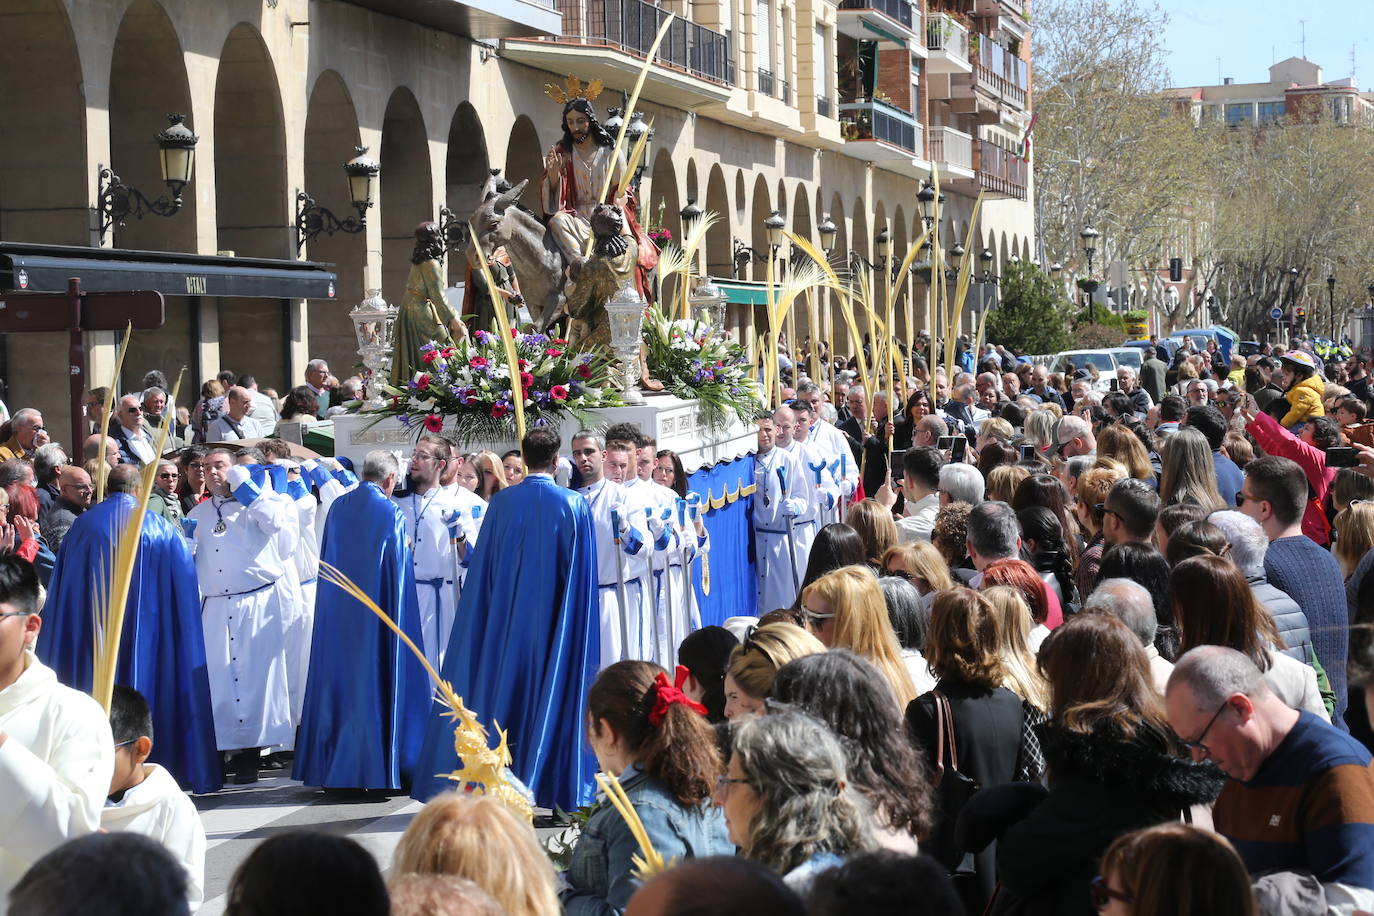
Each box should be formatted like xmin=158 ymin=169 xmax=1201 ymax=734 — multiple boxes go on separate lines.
xmin=1169 ymin=258 xmax=1183 ymax=283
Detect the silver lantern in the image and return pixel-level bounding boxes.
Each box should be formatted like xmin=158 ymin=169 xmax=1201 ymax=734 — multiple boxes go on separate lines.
xmin=605 ymin=283 xmax=647 ymax=406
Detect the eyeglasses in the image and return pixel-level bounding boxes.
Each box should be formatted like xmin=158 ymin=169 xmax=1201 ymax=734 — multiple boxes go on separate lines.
xmin=62 ymin=484 xmax=94 ymax=492
xmin=410 ymin=452 xmax=445 ymax=463
xmin=113 ymin=738 xmax=138 ymax=750
xmin=1089 ymin=876 xmax=1133 ymax=910
xmin=0 ymin=610 xmax=34 ymax=620
xmin=123 ymin=406 xmax=143 ymax=413
xmin=1179 ymin=699 xmax=1231 ymax=758
xmin=157 ymin=472 xmax=179 ymax=479
xmin=715 ymin=775 xmax=752 ymax=796
xmin=804 ymin=608 xmax=836 ymax=629
xmin=1235 ymin=491 xmax=1246 ymax=505
xmin=1093 ymin=502 xmax=1120 ymax=520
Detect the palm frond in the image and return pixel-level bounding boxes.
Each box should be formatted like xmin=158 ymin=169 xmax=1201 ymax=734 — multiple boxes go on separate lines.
xmin=469 ymin=222 xmax=527 ymax=445
xmin=94 ymin=327 xmax=132 ymax=504
xmin=597 ymin=17 xmax=675 ymax=206
xmin=594 ymin=770 xmax=671 ymax=879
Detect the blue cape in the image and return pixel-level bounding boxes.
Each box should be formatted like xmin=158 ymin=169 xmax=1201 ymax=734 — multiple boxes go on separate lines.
xmin=295 ymin=480 xmax=430 ymax=790
xmin=411 ymin=475 xmax=600 ymax=810
xmin=38 ymin=494 xmax=221 ymax=794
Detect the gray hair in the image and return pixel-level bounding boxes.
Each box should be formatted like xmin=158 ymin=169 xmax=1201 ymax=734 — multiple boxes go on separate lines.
xmin=1056 ymin=415 xmax=1092 ymax=445
xmin=1064 ymin=455 xmax=1096 ymax=482
xmin=878 ymin=575 xmax=928 ymax=651
xmin=819 ymin=402 xmax=838 ymax=425
xmin=916 ymin=415 xmax=948 ymax=439
xmin=33 ymin=443 xmax=68 ymax=483
xmin=731 ymin=711 xmax=877 ymax=873
xmin=1116 ymin=365 xmax=1137 ymax=379
xmin=571 ymin=430 xmax=605 ymax=450
xmin=141 ymin=386 xmax=167 ymax=403
xmin=966 ymin=501 xmax=1020 ymax=560
xmin=306 ymin=358 xmax=329 ymax=373
xmin=11 ymin=408 xmax=41 ymax=428
xmin=361 ymin=449 xmax=399 ymax=483
xmin=938 ymin=463 xmax=985 ymax=507
xmin=1167 ymin=645 xmax=1272 ymax=708
xmin=1085 ymin=578 xmax=1157 ymax=648
xmin=796 ymin=381 xmax=821 ymax=396
xmin=1206 ymin=510 xmax=1268 ymax=574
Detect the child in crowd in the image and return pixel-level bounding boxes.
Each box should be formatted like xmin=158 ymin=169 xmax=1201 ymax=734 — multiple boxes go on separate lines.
xmin=101 ymin=685 xmax=208 ymax=911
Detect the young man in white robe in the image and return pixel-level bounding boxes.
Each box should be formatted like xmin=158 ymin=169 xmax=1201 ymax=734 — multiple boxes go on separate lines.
xmin=0 ymin=556 xmax=113 ymax=911
xmin=101 ymin=686 xmax=206 ymax=911
xmin=752 ymin=413 xmax=810 ymax=615
xmin=603 ymin=440 xmax=671 ymax=663
xmin=395 ymin=435 xmax=483 ymax=670
xmin=188 ymin=449 xmax=298 ymax=784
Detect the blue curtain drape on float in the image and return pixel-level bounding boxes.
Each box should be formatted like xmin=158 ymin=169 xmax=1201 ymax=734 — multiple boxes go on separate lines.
xmin=687 ymin=453 xmax=757 ymax=625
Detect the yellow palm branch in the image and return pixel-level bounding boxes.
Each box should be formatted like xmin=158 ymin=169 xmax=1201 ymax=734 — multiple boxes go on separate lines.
xmin=594 ymin=770 xmax=671 ymax=879
xmin=469 ymin=222 xmax=526 ymax=445
xmin=93 ymin=326 xmax=132 ymax=504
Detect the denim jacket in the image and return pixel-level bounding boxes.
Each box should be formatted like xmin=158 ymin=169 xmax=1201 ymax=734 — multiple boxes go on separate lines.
xmin=562 ymin=766 xmax=733 ymax=915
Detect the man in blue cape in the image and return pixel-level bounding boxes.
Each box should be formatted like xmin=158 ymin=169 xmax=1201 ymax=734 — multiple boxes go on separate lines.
xmin=412 ymin=427 xmax=599 ymax=810
xmin=295 ymin=449 xmax=430 ymax=791
xmin=38 ymin=464 xmax=220 ymax=794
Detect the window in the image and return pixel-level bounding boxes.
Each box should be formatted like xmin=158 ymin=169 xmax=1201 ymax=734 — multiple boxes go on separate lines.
xmin=1224 ymin=103 xmax=1253 ymax=126
xmin=814 ymin=24 xmax=828 ymax=99
xmin=756 ymin=0 xmax=771 ymax=71
xmin=1257 ymin=101 xmax=1285 ymax=125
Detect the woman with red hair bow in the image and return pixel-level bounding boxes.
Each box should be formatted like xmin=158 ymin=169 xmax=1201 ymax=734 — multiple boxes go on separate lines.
xmin=562 ymin=660 xmax=733 ymax=913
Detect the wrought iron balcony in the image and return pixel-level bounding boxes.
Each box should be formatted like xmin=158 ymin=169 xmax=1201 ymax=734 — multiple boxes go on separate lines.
xmin=839 ymin=98 xmax=921 ymax=154
xmin=838 ymin=0 xmax=913 ymax=29
xmin=976 ymin=138 xmax=1027 ymax=198
xmin=553 ymin=0 xmax=734 ymax=84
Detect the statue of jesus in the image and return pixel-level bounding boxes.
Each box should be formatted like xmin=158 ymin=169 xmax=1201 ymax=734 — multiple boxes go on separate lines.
xmin=540 ymin=97 xmax=657 ymax=296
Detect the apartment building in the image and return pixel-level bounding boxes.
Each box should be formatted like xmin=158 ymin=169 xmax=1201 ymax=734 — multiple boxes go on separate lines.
xmin=1166 ymin=57 xmax=1374 ymax=129
xmin=0 ymin=0 xmax=1034 ymax=434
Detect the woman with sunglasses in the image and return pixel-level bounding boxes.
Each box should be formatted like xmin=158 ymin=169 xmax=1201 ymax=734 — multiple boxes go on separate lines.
xmin=1093 ymin=823 xmax=1257 ymax=915
xmin=800 ymin=566 xmax=917 ymax=707
xmin=989 ymin=613 xmax=1224 ymax=915
xmin=564 ymin=660 xmax=732 ymax=913
xmin=722 ymin=623 xmax=825 ymax=720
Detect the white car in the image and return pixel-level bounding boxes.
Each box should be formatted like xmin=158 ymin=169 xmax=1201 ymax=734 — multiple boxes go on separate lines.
xmin=1050 ymin=350 xmax=1121 ymax=391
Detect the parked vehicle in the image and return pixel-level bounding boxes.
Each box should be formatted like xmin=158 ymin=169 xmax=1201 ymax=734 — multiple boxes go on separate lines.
xmin=1050 ymin=350 xmax=1120 ymax=390
xmin=1123 ymin=338 xmax=1180 ymax=364
xmin=1168 ymin=325 xmax=1239 ymax=363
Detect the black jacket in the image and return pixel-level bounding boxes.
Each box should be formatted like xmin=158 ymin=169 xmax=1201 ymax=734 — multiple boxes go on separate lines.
xmin=986 ymin=724 xmax=1224 ymax=916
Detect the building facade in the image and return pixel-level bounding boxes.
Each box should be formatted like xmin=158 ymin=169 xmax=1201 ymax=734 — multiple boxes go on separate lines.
xmin=0 ymin=0 xmax=1034 ymax=435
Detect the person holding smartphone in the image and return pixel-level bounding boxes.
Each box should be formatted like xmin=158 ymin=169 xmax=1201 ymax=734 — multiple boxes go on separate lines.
xmin=1238 ymin=394 xmax=1339 ymax=546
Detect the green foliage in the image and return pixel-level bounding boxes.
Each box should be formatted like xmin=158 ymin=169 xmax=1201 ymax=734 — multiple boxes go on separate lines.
xmin=1070 ymin=306 xmax=1126 ymax=348
xmin=1072 ymin=307 xmax=1125 ymax=331
xmin=1122 ymin=309 xmax=1149 ymax=322
xmin=984 ymin=260 xmax=1073 ymax=355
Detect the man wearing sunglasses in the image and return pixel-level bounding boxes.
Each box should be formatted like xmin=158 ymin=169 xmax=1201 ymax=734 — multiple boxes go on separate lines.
xmin=1166 ymin=647 xmax=1374 ymax=913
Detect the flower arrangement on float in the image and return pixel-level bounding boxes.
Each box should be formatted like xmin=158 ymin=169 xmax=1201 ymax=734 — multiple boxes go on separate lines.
xmin=369 ymin=325 xmax=621 ymax=443
xmin=642 ymin=305 xmax=763 ymax=430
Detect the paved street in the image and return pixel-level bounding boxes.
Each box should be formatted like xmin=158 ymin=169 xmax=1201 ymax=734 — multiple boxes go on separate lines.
xmin=194 ymin=771 xmax=564 ymax=914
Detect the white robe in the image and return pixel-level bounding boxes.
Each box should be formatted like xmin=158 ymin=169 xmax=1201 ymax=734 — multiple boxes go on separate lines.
xmin=579 ymin=478 xmax=649 ymax=669
xmin=440 ymin=483 xmax=486 ymax=601
xmin=189 ymin=492 xmax=298 ymax=751
xmin=753 ymin=445 xmax=811 ymax=613
xmin=0 ymin=653 xmax=113 ymax=913
xmin=782 ymin=439 xmax=823 ymax=556
xmin=808 ymin=419 xmax=860 ymax=498
xmin=102 ymin=763 xmax=206 ymax=911
xmin=285 ymin=489 xmax=318 ymax=727
xmin=396 ymin=486 xmax=483 ymax=670
xmin=624 ymin=478 xmax=685 ymax=666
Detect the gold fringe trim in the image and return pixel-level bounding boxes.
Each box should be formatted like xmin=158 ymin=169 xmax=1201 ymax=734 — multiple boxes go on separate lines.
xmin=702 ymin=482 xmax=757 ymax=510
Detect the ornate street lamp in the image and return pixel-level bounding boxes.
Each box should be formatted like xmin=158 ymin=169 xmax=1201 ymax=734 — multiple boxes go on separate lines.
xmin=96 ymin=114 xmax=200 ymax=245
xmin=295 ymin=146 xmax=381 ymax=255
xmin=679 ymin=198 xmax=703 ymax=239
xmin=626 ymin=111 xmax=653 ymax=189
xmin=1079 ymin=225 xmax=1101 ymax=323
xmin=917 ymin=180 xmax=943 ymax=228
xmin=764 ymin=209 xmax=787 ymax=253
xmin=818 ymin=213 xmax=838 ymax=258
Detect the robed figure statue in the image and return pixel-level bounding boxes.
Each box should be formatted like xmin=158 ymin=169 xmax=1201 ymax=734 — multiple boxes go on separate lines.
xmin=391 ymin=222 xmax=468 ymax=386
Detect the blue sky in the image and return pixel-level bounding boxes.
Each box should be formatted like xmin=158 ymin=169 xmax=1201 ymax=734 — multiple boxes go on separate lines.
xmin=1143 ymin=0 xmax=1372 ymax=87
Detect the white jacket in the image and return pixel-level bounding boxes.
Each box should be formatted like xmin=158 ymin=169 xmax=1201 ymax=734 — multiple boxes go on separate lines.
xmin=0 ymin=653 xmax=113 ymax=912
xmin=102 ymin=764 xmax=207 ymax=911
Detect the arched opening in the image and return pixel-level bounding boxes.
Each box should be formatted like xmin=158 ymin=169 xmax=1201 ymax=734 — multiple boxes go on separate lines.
xmin=826 ymin=191 xmax=848 ymax=355
xmin=445 ymin=101 xmax=490 ymax=286
xmin=214 ymin=23 xmax=290 ymax=389
xmin=891 ymin=205 xmax=910 ymax=344
xmin=303 ymin=70 xmax=365 ymax=376
xmin=790 ymin=184 xmax=814 ymax=371
xmin=0 ymin=0 xmax=87 ymax=246
xmin=685 ymin=160 xmax=699 ymax=205
xmin=0 ymin=0 xmax=88 ymax=431
xmin=749 ymin=174 xmax=772 ymax=283
xmin=646 ymin=149 xmax=680 ymax=303
xmin=109 ymin=0 xmax=195 ymax=253
xmin=851 ymin=198 xmax=871 ymax=354
xmin=379 ymin=88 xmax=432 ymax=315
xmin=703 ymin=164 xmax=730 ymax=279
xmin=503 ymin=115 xmax=544 ymax=204
xmin=733 ymin=171 xmax=747 ymax=221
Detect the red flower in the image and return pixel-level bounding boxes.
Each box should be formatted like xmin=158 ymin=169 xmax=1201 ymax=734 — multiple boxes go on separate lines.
xmin=421 ymin=350 xmax=439 ymax=364
xmin=390 ymin=396 xmax=402 ymax=408
xmin=470 ymin=357 xmax=488 ymax=369
xmin=415 ymin=374 xmax=431 ymax=390
xmin=423 ymin=414 xmax=444 ymax=432
xmin=439 ymin=347 xmax=456 ymax=359
xmin=519 ymin=371 xmax=534 ymax=389
xmin=576 ymin=364 xmax=593 ymax=380
xmin=491 ymin=404 xmax=509 ymax=418
xmin=551 ymin=385 xmax=569 ymax=401
xmin=510 ymin=327 xmax=518 ymax=338
xmin=518 ymin=359 xmax=529 ymax=370
xmin=554 ymin=338 xmax=567 ymax=344
xmin=546 ymin=347 xmax=563 ymax=357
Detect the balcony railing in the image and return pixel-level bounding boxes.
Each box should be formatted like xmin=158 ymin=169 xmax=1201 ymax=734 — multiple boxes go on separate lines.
xmin=926 ymin=13 xmax=968 ymax=63
xmin=927 ymin=124 xmax=973 ymax=169
xmin=780 ymin=80 xmax=791 ymax=104
xmin=758 ymin=67 xmax=775 ymax=96
xmin=974 ymin=38 xmax=1029 ymax=107
xmin=817 ymin=95 xmax=832 ymax=118
xmin=977 ymin=139 xmax=1027 ymax=197
xmin=839 ymin=98 xmax=921 ymax=154
xmin=554 ymin=0 xmax=734 ymax=85
xmin=838 ymin=0 xmax=913 ymax=29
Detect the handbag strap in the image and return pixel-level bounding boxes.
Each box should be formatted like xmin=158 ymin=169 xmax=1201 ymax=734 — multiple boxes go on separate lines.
xmin=931 ymin=689 xmax=960 ymax=778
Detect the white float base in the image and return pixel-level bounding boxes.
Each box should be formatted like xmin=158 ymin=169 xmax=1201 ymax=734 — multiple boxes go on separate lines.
xmin=331 ymin=392 xmax=756 ymax=473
